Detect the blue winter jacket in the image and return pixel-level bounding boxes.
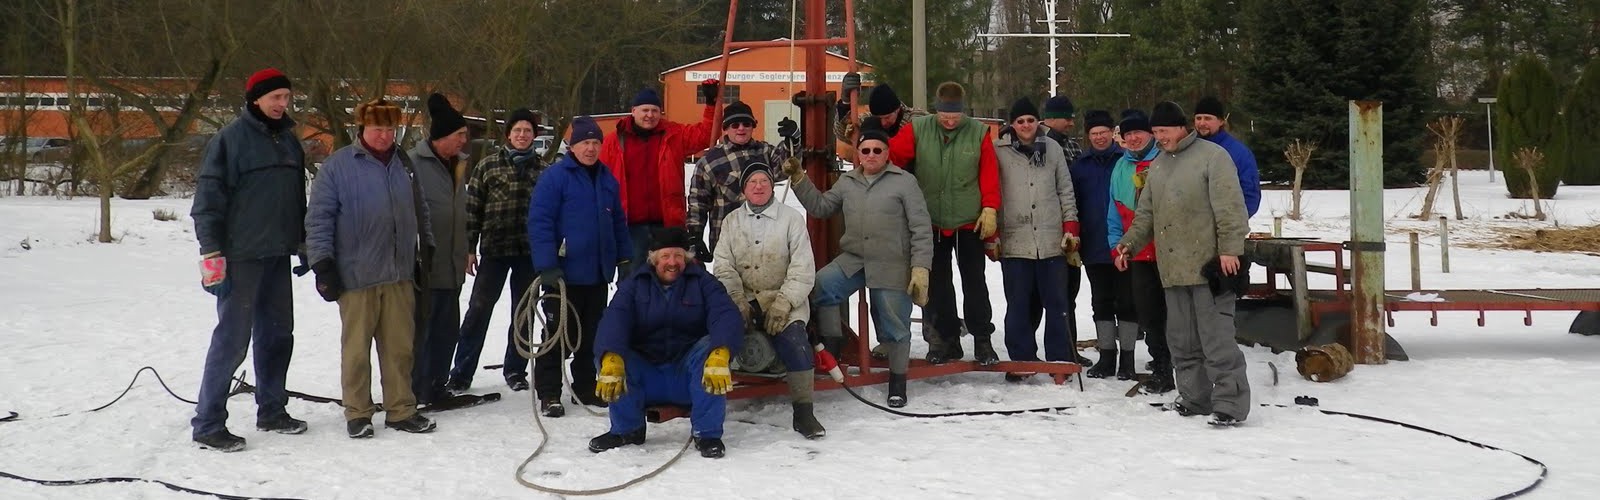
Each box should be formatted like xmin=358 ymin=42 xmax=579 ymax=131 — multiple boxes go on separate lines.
xmin=305 ymin=143 xmax=432 ymax=290
xmin=1203 ymin=130 xmax=1261 ymax=217
xmin=191 ymin=109 xmax=306 ymax=259
xmin=595 ymin=262 xmax=744 ymax=365
xmin=1068 ymin=143 xmax=1122 ymax=265
xmin=527 ymin=153 xmax=632 ymax=286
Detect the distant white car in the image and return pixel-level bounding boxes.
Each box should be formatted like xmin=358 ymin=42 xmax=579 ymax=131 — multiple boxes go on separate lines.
xmin=532 ymin=135 xmax=567 ymax=157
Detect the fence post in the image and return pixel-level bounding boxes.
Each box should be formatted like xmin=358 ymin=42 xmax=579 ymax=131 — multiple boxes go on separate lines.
xmin=1439 ymin=216 xmax=1451 ymax=273
xmin=1349 ymin=100 xmax=1387 ymax=364
xmin=1409 ymin=232 xmax=1421 ymax=292
xmin=1273 ymin=216 xmax=1283 ymax=238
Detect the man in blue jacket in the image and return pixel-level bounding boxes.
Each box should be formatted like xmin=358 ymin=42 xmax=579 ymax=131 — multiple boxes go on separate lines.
xmin=1194 ymin=97 xmax=1261 ymax=218
xmin=588 ymin=227 xmax=744 ymax=459
xmin=188 ymin=68 xmax=307 ymax=452
xmin=526 ymin=115 xmax=632 ymax=417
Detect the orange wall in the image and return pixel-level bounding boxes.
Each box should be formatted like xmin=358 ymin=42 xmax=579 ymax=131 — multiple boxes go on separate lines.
xmin=661 ymin=46 xmax=873 ymax=145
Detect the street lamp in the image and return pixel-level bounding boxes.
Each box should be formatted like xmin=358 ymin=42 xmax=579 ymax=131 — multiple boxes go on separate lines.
xmin=1478 ymin=96 xmax=1496 ymax=183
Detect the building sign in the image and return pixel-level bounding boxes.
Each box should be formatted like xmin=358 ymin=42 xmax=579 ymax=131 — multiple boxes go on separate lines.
xmin=683 ymin=71 xmax=873 ymax=83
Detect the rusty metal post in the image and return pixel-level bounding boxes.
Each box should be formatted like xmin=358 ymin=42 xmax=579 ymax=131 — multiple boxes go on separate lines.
xmin=1438 ymin=216 xmax=1451 ymax=273
xmin=1348 ymin=100 xmax=1387 ymax=364
xmin=1409 ymin=232 xmax=1421 ymax=292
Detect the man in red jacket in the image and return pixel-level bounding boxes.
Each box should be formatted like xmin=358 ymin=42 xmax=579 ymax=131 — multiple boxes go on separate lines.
xmin=599 ymin=81 xmax=721 ymax=272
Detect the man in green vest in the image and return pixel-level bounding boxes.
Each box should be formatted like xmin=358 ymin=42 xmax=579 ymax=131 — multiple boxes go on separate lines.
xmin=887 ymin=82 xmax=1003 ymax=365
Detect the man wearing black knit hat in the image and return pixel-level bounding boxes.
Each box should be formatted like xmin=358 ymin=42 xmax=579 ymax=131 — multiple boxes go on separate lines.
xmin=1067 ymin=109 xmax=1122 ymax=370
xmin=1193 ymin=96 xmax=1261 ymax=217
xmin=409 ymin=92 xmax=472 ymax=405
xmin=189 ymin=67 xmax=309 ymax=452
xmin=834 ymin=82 xmax=927 ymax=163
xmin=452 ymin=108 xmax=545 ymax=394
xmin=1115 ymin=101 xmax=1250 ymax=426
xmin=687 ymin=100 xmax=793 ymax=262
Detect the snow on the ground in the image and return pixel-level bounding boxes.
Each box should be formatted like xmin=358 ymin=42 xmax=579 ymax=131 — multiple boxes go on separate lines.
xmin=2 ymin=170 xmax=1598 ymax=499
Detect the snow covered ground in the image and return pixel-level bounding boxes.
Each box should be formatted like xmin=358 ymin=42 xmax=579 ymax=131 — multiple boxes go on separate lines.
xmin=2 ymin=170 xmax=1598 ymax=499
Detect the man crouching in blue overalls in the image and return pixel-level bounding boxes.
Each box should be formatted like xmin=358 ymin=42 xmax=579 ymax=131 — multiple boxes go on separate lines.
xmin=589 ymin=227 xmax=745 ymax=458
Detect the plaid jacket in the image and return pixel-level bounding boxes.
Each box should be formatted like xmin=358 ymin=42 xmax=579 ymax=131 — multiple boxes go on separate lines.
xmin=687 ymin=139 xmax=791 ymax=251
xmin=1046 ymin=126 xmax=1083 ymax=164
xmin=466 ymin=148 xmax=543 ymax=257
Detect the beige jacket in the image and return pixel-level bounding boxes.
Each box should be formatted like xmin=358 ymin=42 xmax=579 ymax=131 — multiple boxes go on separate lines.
xmin=1118 ymin=131 xmax=1247 ymax=287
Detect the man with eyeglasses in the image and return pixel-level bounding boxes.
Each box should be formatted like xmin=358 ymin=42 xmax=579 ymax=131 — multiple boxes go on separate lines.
xmin=687 ymin=100 xmax=795 ymax=262
xmin=886 ymin=81 xmax=1003 ymax=366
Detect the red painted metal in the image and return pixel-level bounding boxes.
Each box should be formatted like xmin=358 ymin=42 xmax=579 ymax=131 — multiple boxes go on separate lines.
xmin=729 ymin=38 xmax=852 ymax=49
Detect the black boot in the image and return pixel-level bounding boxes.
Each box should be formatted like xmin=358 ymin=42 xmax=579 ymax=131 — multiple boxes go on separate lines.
xmin=1116 ymin=351 xmax=1136 ymax=380
xmin=695 ymin=437 xmax=727 ymax=458
xmin=589 ymin=427 xmax=647 ymax=453
xmin=887 ymin=373 xmax=907 ymax=408
xmin=972 ymin=335 xmax=999 ymax=366
xmin=540 ymin=396 xmax=565 ymax=418
xmin=792 ymin=402 xmax=826 ymax=439
xmin=384 ymin=414 xmax=437 ymax=434
xmin=1142 ymin=360 xmax=1176 ymax=394
xmin=1086 ymin=349 xmax=1117 ymax=378
xmin=194 ymin=429 xmax=246 ymax=452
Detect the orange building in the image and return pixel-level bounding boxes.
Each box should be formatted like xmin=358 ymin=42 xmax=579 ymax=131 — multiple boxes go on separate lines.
xmin=657 ymin=40 xmax=874 ymax=144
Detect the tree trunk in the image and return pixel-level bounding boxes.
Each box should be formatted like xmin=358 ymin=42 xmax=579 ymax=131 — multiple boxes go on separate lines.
xmin=1417 ymin=155 xmax=1446 ymax=220
xmin=1524 ymin=166 xmax=1545 ymax=221
xmin=1449 ymin=143 xmax=1464 ymax=219
xmin=1290 ymin=165 xmax=1306 ymax=220
xmin=120 ymin=58 xmax=228 ymax=199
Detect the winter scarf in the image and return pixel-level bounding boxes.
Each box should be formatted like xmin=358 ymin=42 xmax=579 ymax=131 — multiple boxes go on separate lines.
xmin=1109 ymin=144 xmax=1158 ymax=211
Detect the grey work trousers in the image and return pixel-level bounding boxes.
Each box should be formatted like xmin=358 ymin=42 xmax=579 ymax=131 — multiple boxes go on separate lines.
xmin=1163 ymin=285 xmax=1251 ymax=420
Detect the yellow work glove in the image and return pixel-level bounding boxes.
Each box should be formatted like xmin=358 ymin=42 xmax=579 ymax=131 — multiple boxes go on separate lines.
xmin=1067 ymin=250 xmax=1083 ymax=268
xmin=782 ymin=157 xmax=806 ymax=185
xmin=703 ymin=347 xmax=733 ymax=395
xmin=975 ymin=207 xmax=998 ymax=240
xmin=1060 ymin=232 xmax=1081 ymax=253
xmin=907 ymin=266 xmax=930 ymax=307
xmin=596 ymin=352 xmax=626 ymax=403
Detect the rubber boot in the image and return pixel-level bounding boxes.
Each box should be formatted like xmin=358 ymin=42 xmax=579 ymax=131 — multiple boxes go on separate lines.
xmin=887 ymin=340 xmax=910 ymax=408
xmin=1116 ymin=350 xmax=1136 ymax=380
xmin=887 ymin=373 xmax=907 ymax=408
xmin=1086 ymin=349 xmax=1117 ymax=378
xmin=787 ymin=371 xmax=825 ymax=439
xmin=816 ymin=304 xmax=843 ymax=360
xmin=1141 ymin=360 xmax=1176 ymax=394
xmin=972 ymin=335 xmax=999 ymax=366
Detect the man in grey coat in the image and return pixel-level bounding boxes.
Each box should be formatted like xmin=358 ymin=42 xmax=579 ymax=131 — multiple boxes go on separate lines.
xmin=410 ymin=92 xmax=471 ymax=405
xmin=993 ymin=98 xmax=1080 ymax=373
xmin=1115 ymin=101 xmax=1250 ymax=426
xmin=788 ymin=127 xmax=933 ymax=408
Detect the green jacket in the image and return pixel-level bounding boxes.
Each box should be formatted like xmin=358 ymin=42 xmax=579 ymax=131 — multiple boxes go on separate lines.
xmin=1117 ymin=132 xmax=1247 ymax=287
xmin=890 ymin=114 xmax=1000 ymax=230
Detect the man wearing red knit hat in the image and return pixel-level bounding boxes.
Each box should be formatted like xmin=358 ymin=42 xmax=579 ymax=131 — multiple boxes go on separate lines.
xmin=188 ymin=67 xmax=308 ymax=452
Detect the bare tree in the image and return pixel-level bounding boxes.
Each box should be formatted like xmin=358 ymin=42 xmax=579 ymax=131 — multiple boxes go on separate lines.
xmin=1423 ymin=115 xmax=1466 ymax=220
xmin=1511 ymin=147 xmax=1547 ymax=221
xmin=1416 ymin=140 xmax=1448 ymax=220
xmin=1283 ymin=138 xmax=1314 ymax=220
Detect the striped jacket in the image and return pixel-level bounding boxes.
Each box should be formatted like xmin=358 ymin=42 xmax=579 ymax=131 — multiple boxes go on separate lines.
xmin=686 ymin=138 xmax=790 ymax=251
xmin=466 ymin=148 xmax=543 ymax=257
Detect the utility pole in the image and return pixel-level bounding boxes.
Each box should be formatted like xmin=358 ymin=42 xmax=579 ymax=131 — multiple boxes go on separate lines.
xmin=912 ymin=0 xmax=927 ymax=107
xmin=978 ymin=0 xmax=1128 ymax=96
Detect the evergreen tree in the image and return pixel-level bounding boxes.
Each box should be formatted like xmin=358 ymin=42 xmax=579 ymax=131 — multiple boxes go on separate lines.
xmin=1238 ymin=0 xmax=1430 ymax=189
xmin=1564 ymin=59 xmax=1600 ymax=185
xmin=1495 ymin=55 xmax=1567 ymax=198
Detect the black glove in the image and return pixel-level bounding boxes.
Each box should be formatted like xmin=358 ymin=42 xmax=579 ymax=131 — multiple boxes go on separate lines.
xmin=778 ymin=117 xmax=798 ymax=141
xmin=1200 ymin=258 xmax=1252 ymax=297
xmin=690 ymin=237 xmax=713 ymax=264
xmin=539 ymin=267 xmax=565 ymax=285
xmin=841 ymin=72 xmax=862 ymax=103
xmin=698 ymin=78 xmax=721 ymax=104
xmin=292 ymin=249 xmax=311 ymax=277
xmin=311 ymin=259 xmax=343 ymax=302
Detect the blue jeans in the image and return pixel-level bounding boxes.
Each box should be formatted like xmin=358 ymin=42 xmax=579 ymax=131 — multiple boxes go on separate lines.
xmin=608 ymin=337 xmax=725 ymax=439
xmin=1002 ymin=257 xmax=1073 ymax=361
xmin=627 ymin=223 xmax=664 ymax=275
xmin=772 ymin=321 xmax=813 ymax=371
xmin=811 ymin=261 xmax=914 ymax=344
xmin=191 ymin=256 xmax=295 ymax=438
xmin=413 ymin=287 xmax=461 ymax=402
xmin=452 ymin=256 xmax=536 ymax=385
